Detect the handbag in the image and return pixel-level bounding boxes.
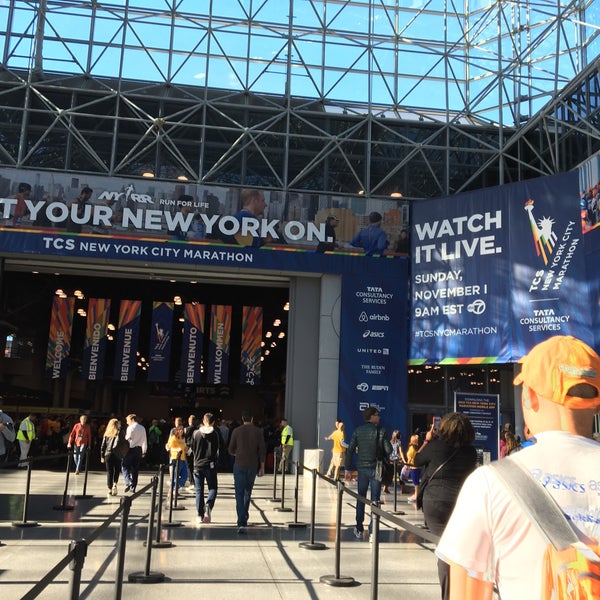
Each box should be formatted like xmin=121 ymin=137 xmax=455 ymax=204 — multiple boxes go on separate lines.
xmin=416 ymin=446 xmax=459 ymax=509
xmin=113 ymin=436 xmax=130 ymax=460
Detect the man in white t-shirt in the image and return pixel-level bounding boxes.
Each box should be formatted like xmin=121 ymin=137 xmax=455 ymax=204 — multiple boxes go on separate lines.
xmin=436 ymin=335 xmax=600 ymax=600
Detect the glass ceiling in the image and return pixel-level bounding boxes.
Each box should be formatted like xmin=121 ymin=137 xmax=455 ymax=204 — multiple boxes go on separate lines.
xmin=1 ymin=0 xmax=599 ymax=127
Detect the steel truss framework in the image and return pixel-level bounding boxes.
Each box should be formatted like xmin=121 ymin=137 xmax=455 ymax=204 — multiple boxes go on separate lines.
xmin=0 ymin=0 xmax=599 ymax=199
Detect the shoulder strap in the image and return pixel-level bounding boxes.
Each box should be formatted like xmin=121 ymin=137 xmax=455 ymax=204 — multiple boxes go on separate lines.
xmin=425 ymin=447 xmax=459 ymax=483
xmin=491 ymin=459 xmax=579 ymax=551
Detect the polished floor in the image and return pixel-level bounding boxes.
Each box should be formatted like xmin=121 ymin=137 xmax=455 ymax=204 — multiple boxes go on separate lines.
xmin=0 ymin=465 xmax=440 ymax=599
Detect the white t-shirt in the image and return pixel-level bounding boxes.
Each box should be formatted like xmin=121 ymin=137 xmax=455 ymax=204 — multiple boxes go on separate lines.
xmin=436 ymin=431 xmax=600 ymax=599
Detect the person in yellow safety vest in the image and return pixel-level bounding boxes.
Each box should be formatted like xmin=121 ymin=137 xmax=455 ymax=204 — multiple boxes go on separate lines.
xmin=16 ymin=413 xmax=36 ymax=467
xmin=278 ymin=418 xmax=294 ymax=473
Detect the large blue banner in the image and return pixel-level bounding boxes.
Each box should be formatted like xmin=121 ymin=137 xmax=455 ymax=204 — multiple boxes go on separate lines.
xmin=411 ymin=171 xmax=590 ymax=363
xmin=338 ymin=266 xmax=408 ymax=442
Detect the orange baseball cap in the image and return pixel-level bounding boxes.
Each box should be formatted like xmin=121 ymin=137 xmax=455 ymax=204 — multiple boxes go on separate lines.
xmin=513 ymin=336 xmax=600 ymax=409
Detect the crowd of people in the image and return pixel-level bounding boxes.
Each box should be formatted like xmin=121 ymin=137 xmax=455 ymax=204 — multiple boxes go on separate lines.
xmin=2 ymin=335 xmax=600 ymax=598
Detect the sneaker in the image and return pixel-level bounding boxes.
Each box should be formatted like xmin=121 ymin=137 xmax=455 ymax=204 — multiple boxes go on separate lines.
xmin=203 ymin=505 xmax=212 ymax=523
xmin=196 ymin=515 xmax=203 ymax=525
xmin=353 ymin=527 xmax=363 ymax=539
xmin=107 ymin=489 xmax=113 ymax=496
xmin=369 ymin=534 xmax=374 ymax=544
xmin=407 ymin=497 xmax=416 ymax=503
xmin=237 ymin=526 xmax=245 ymax=534
xmin=124 ymin=485 xmax=131 ymax=493
xmin=112 ymin=483 xmax=117 ymax=496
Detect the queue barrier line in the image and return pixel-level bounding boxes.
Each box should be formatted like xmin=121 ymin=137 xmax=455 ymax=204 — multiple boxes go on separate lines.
xmin=16 ymin=475 xmax=164 ymax=600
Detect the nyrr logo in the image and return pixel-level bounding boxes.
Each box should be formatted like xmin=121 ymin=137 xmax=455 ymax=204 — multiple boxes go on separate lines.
xmin=524 ymin=198 xmax=557 ymax=266
xmin=98 ymin=184 xmax=154 ymax=205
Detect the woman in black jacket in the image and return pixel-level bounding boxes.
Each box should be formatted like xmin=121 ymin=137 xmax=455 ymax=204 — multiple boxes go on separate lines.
xmin=413 ymin=412 xmax=477 ymax=600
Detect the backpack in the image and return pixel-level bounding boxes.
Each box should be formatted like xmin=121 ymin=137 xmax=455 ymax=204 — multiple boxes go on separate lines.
xmin=492 ymin=459 xmax=600 ymax=599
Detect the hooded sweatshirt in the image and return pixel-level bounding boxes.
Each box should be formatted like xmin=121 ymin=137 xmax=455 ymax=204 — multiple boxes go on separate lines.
xmin=191 ymin=424 xmax=223 ymax=469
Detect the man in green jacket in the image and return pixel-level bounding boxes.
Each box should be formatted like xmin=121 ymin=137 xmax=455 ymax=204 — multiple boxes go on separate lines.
xmin=344 ymin=407 xmax=392 ymax=540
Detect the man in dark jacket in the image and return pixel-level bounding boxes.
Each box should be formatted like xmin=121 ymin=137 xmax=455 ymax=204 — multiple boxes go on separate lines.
xmin=191 ymin=412 xmax=224 ymax=524
xmin=344 ymin=406 xmax=392 ymax=540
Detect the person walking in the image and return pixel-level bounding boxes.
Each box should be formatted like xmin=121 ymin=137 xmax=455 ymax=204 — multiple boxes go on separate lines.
xmin=228 ymin=411 xmax=266 ymax=533
xmin=278 ymin=417 xmax=294 ymax=473
xmin=121 ymin=414 xmax=147 ymax=493
xmin=344 ymin=407 xmax=393 ymax=540
xmin=324 ymin=420 xmax=346 ymax=480
xmin=16 ymin=413 xmax=36 ymax=468
xmin=413 ymin=413 xmax=477 ymax=599
xmin=100 ymin=417 xmax=124 ymax=496
xmin=437 ymin=335 xmax=600 ymax=599
xmin=384 ymin=429 xmax=406 ymax=494
xmin=0 ymin=408 xmax=16 ymax=464
xmin=184 ymin=414 xmax=198 ymax=486
xmin=67 ymin=414 xmax=92 ymax=474
xmin=191 ymin=412 xmax=224 ymax=525
xmin=165 ymin=425 xmax=189 ymax=497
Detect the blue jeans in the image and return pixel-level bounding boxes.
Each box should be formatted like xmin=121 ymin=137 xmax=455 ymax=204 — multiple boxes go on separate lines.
xmin=73 ymin=445 xmax=86 ymax=472
xmin=194 ymin=466 xmax=218 ymax=518
xmin=356 ymin=467 xmax=381 ymax=533
xmin=233 ymin=465 xmax=257 ymax=527
xmin=121 ymin=446 xmax=142 ymax=488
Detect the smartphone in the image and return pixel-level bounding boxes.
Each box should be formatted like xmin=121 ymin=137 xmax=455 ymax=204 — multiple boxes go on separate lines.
xmin=432 ymin=416 xmax=441 ymax=432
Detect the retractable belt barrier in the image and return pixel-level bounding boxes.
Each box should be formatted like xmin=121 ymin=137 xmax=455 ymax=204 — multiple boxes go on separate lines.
xmin=12 ymin=472 xmax=165 ymax=600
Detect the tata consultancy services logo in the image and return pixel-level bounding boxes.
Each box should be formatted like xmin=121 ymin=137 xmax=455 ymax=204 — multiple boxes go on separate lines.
xmin=524 ymin=199 xmax=557 ymax=266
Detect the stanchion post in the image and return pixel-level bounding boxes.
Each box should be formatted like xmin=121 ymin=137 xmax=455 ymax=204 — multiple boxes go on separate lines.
xmin=171 ymin=451 xmax=186 ymax=511
xmin=299 ymin=468 xmax=326 ymax=550
xmin=114 ymin=495 xmax=132 ymax=600
xmin=274 ymin=455 xmax=292 ymax=513
xmin=162 ymin=459 xmax=183 ymax=528
xmin=68 ymin=539 xmax=87 ymax=600
xmin=320 ymin=480 xmax=356 ymax=587
xmin=370 ymin=505 xmax=381 ymax=600
xmin=288 ymin=460 xmax=307 ymax=528
xmin=75 ymin=447 xmax=93 ymax=500
xmin=128 ymin=476 xmax=165 ymax=583
xmin=269 ymin=447 xmax=280 ymax=502
xmin=392 ymin=460 xmax=405 ymax=516
xmin=151 ymin=464 xmax=173 ymax=546
xmin=13 ymin=458 xmax=39 ymax=528
xmin=54 ymin=451 xmax=75 ymax=511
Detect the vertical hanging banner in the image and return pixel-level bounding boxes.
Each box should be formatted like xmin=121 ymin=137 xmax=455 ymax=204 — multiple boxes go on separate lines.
xmin=113 ymin=300 xmax=142 ymax=382
xmin=180 ymin=303 xmax=205 ymax=384
xmin=147 ymin=301 xmax=174 ymax=382
xmin=337 ymin=270 xmax=409 ymax=439
xmin=82 ymin=298 xmax=111 ymax=380
xmin=207 ymin=305 xmax=232 ymax=384
xmin=45 ymin=296 xmax=75 ymax=379
xmin=240 ymin=306 xmax=263 ymax=385
xmin=509 ymin=171 xmax=591 ymax=355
